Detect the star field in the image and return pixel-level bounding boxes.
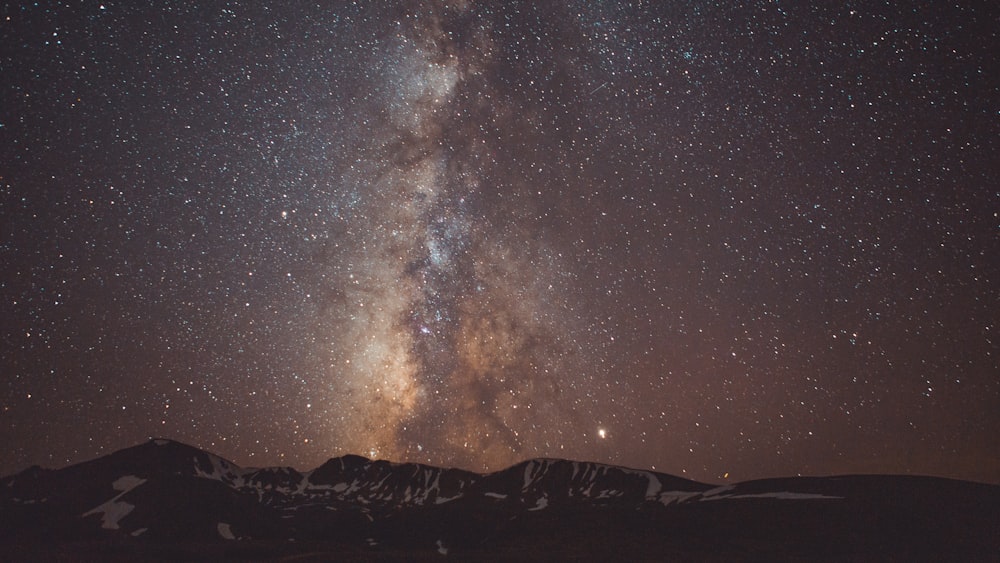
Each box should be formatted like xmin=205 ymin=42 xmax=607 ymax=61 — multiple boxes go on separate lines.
xmin=2 ymin=1 xmax=998 ymax=484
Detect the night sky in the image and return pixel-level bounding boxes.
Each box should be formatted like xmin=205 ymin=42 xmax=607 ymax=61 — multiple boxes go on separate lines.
xmin=2 ymin=1 xmax=998 ymax=485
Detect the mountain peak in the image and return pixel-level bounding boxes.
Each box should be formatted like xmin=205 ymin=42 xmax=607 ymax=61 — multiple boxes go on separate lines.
xmin=2 ymin=440 xmax=998 ymax=560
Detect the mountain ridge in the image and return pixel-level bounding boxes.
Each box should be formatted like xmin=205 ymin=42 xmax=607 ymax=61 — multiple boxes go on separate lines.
xmin=3 ymin=438 xmax=998 ymax=560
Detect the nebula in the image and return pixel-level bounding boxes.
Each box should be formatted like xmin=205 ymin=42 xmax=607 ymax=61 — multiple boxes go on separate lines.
xmin=5 ymin=1 xmax=996 ymax=484
xmin=314 ymin=3 xmax=594 ymax=469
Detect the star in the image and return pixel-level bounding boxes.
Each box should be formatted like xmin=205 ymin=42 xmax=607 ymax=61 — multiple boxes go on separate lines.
xmin=0 ymin=1 xmax=996 ymax=485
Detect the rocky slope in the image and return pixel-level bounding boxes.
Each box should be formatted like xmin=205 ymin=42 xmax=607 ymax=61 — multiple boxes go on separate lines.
xmin=2 ymin=439 xmax=997 ymax=560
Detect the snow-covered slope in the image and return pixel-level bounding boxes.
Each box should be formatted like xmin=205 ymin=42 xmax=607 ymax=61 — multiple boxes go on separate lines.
xmin=2 ymin=439 xmax=997 ymax=560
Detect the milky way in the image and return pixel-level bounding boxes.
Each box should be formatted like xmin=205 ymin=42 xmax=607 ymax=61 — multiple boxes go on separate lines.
xmin=320 ymin=3 xmax=598 ymax=466
xmin=2 ymin=1 xmax=998 ymax=484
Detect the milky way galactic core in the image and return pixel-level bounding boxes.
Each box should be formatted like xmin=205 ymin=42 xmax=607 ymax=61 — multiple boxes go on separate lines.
xmin=2 ymin=1 xmax=998 ymax=484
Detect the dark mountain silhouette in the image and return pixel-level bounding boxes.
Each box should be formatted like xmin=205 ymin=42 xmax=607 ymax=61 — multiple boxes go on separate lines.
xmin=2 ymin=439 xmax=997 ymax=561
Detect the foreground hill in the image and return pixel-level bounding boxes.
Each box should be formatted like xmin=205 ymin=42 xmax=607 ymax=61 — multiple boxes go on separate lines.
xmin=2 ymin=439 xmax=997 ymax=561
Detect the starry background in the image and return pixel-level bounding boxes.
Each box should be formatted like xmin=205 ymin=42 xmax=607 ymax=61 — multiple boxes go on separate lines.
xmin=2 ymin=1 xmax=998 ymax=484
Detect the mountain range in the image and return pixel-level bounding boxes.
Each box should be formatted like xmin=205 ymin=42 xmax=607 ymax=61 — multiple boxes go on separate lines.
xmin=2 ymin=439 xmax=997 ymax=561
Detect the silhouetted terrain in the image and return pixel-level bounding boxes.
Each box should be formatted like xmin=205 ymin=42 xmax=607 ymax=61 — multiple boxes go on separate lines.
xmin=2 ymin=439 xmax=998 ymax=561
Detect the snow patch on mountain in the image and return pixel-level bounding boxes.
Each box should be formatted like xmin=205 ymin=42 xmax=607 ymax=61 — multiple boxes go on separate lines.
xmin=193 ymin=453 xmax=249 ymax=487
xmin=529 ymin=496 xmax=549 ymax=511
xmin=701 ymin=485 xmax=736 ymax=497
xmin=111 ymin=475 xmax=145 ymax=492
xmin=81 ymin=475 xmax=147 ymax=530
xmin=83 ymin=499 xmax=134 ymax=530
xmin=659 ymin=491 xmax=703 ymax=505
xmin=702 ymin=491 xmax=843 ymax=501
xmin=435 ymin=493 xmax=462 ymax=504
xmin=643 ymin=473 xmax=662 ymax=498
xmin=654 ymin=484 xmax=842 ymax=505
